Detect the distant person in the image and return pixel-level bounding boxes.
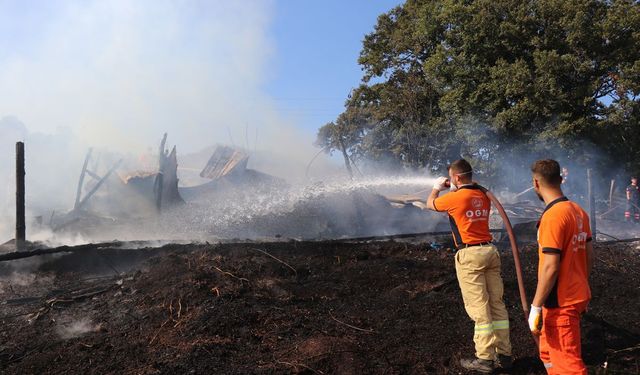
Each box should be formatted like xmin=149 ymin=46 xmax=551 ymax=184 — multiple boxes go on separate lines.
xmin=422 ymin=159 xmax=512 ymax=373
xmin=529 ymin=159 xmax=594 ymax=374
xmin=626 ymin=177 xmax=640 ymax=223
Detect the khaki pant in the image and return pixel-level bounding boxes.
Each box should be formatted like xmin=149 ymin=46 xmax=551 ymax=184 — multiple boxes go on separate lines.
xmin=455 ymin=244 xmax=512 ymax=360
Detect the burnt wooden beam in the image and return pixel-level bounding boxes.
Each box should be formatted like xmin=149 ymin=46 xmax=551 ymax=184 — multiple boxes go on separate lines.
xmin=158 ymin=132 xmax=168 ymax=170
xmin=154 ymin=172 xmax=164 ymax=213
xmin=587 ymin=169 xmax=596 ymax=242
xmin=74 ymin=148 xmax=93 ymax=210
xmin=16 ymin=142 xmax=25 ymax=251
xmin=75 ymin=159 xmax=123 ymax=211
xmin=86 ymin=169 xmax=101 ymax=180
xmin=0 ymin=241 xmax=123 ymax=262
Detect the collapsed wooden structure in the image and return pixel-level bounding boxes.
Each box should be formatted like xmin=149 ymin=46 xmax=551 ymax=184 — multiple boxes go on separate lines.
xmin=49 ymin=134 xmax=186 ymax=234
xmin=110 ymin=133 xmax=183 ymax=212
xmin=52 ymin=135 xmax=266 ymax=235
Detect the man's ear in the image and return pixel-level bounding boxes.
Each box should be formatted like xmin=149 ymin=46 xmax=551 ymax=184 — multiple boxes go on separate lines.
xmin=533 ymin=176 xmax=540 ymax=189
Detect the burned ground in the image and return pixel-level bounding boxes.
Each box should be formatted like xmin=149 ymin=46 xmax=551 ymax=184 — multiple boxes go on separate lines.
xmin=0 ymin=240 xmax=639 ymax=374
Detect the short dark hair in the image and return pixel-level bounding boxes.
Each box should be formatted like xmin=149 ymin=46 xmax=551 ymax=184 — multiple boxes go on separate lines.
xmin=448 ymin=159 xmax=473 ymax=179
xmin=531 ymin=159 xmax=562 ymax=186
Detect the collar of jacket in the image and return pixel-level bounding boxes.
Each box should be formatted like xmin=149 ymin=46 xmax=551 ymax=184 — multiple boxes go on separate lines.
xmin=536 ymin=196 xmax=569 ymax=228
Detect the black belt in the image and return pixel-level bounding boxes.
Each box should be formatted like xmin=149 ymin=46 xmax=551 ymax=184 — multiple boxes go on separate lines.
xmin=458 ymin=241 xmax=492 ymax=249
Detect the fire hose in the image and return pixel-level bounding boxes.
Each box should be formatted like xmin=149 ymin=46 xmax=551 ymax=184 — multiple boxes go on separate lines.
xmin=478 ymin=185 xmax=540 ymax=346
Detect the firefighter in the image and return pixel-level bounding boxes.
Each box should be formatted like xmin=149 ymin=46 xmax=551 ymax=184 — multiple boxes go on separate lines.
xmin=625 ymin=176 xmax=640 ymax=223
xmin=424 ymin=159 xmax=513 ymax=373
xmin=528 ymin=159 xmax=594 ymax=374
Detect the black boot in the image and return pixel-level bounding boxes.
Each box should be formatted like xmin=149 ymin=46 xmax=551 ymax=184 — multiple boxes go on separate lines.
xmin=495 ymin=354 xmax=513 ymax=369
xmin=460 ymin=357 xmax=494 ymax=373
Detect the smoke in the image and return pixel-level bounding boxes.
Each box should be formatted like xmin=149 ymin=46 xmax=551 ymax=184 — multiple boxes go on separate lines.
xmin=0 ymin=257 xmax=54 ymax=294
xmin=0 ymin=0 xmax=335 ymax=175
xmin=0 ymin=0 xmax=280 ymax=151
xmin=447 ymin=117 xmax=640 ymax=239
xmin=56 ymin=317 xmax=101 ymax=340
xmin=0 ymin=1 xmax=344 ymax=243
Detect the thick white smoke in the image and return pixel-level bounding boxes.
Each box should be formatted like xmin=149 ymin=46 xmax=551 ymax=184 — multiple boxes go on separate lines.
xmin=0 ymin=0 xmax=283 ymax=150
xmin=0 ymin=1 xmax=343 ymax=243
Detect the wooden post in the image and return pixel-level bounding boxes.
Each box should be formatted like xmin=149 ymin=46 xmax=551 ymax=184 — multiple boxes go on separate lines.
xmin=154 ymin=133 xmax=168 ymax=214
xmin=609 ymin=179 xmax=615 ymax=210
xmin=16 ymin=142 xmax=25 ymax=250
xmin=154 ymin=173 xmax=164 ymax=213
xmin=587 ymin=169 xmax=596 ymax=242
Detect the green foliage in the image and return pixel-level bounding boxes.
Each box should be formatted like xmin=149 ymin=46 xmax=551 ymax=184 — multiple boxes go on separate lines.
xmin=316 ymin=0 xmax=640 ymax=176
xmin=315 ymin=106 xmax=372 ymax=177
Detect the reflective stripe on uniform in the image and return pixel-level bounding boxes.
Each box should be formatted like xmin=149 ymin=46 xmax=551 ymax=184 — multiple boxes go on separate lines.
xmin=544 ymin=362 xmax=553 ymax=369
xmin=474 ymin=323 xmax=493 ymax=335
xmin=492 ymin=320 xmax=509 ymax=330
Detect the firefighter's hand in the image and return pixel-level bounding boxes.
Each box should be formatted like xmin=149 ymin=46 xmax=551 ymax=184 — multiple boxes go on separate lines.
xmin=528 ymin=305 xmax=542 ymax=335
xmin=433 ymin=177 xmax=450 ymax=192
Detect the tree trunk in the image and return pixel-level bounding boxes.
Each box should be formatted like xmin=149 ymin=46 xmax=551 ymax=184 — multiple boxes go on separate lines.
xmin=338 ymin=138 xmax=353 ymax=179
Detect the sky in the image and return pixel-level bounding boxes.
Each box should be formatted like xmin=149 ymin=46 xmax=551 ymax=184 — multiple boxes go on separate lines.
xmin=266 ymin=1 xmax=403 ymax=133
xmin=0 ymin=0 xmax=403 ymax=152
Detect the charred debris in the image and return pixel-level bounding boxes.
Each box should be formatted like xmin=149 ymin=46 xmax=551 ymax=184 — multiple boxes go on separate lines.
xmin=44 ymin=134 xmax=265 ymax=235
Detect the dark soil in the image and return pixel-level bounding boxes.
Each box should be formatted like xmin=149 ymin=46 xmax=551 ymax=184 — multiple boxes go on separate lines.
xmin=1 ymin=240 xmax=639 ymax=374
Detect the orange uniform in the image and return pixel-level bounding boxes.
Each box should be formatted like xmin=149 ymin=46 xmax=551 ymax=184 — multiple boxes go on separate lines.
xmin=537 ymin=196 xmax=592 ymax=374
xmin=434 ymin=185 xmax=512 ymax=361
xmin=433 ymin=185 xmax=492 ymax=247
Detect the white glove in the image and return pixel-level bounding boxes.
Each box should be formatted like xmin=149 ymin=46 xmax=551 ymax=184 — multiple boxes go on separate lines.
xmin=528 ymin=305 xmax=542 ymax=335
xmin=432 ymin=176 xmax=450 ymax=192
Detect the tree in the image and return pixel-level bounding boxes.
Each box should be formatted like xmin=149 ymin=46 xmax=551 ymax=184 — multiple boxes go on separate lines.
xmin=315 ymin=106 xmax=371 ymax=178
xmin=319 ymin=0 xmax=640 ymax=176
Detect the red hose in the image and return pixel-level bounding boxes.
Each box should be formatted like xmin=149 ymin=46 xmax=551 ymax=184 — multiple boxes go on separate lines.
xmin=480 ymin=186 xmax=540 ymax=346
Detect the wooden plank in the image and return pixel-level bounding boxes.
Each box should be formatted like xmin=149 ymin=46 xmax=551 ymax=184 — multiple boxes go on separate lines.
xmin=200 ymin=146 xmax=248 ymax=179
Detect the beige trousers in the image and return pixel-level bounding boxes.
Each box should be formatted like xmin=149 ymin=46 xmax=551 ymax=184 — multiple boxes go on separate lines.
xmin=455 ymin=244 xmax=512 ymax=360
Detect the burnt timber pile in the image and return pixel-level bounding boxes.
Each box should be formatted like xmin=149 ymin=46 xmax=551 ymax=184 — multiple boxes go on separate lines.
xmin=52 ymin=133 xmax=186 ymax=234
xmin=0 ymin=239 xmax=639 ymax=374
xmin=42 ymin=134 xmax=455 ymax=241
